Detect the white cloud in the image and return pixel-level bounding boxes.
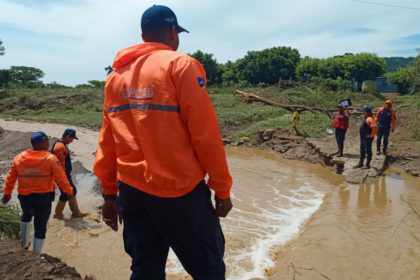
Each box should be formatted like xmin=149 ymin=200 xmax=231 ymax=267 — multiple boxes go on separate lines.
xmin=0 ymin=0 xmax=419 ymax=85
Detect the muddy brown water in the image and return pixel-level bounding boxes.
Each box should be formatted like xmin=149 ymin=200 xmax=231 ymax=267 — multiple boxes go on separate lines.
xmin=1 ymin=119 xmax=420 ymax=280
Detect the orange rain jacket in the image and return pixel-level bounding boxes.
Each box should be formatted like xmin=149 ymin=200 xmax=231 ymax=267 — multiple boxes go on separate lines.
xmin=375 ymin=106 xmax=396 ymax=129
xmin=93 ymin=42 xmax=232 ymax=199
xmin=2 ymin=150 xmax=74 ymax=196
xmin=366 ymin=116 xmax=378 ymax=137
xmin=51 ymin=141 xmax=68 ymax=170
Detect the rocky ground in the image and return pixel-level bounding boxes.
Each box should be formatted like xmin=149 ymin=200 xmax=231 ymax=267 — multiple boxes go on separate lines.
xmin=230 ymin=104 xmax=420 ymax=179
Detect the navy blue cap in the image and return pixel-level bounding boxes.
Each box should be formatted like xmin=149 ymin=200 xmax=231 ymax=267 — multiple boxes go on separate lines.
xmin=363 ymin=106 xmax=373 ymax=113
xmin=63 ymin=128 xmax=78 ymax=140
xmin=141 ymin=5 xmax=189 ymax=34
xmin=30 ymin=131 xmax=49 ymax=144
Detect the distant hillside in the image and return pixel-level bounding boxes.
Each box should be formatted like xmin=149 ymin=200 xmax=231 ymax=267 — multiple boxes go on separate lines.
xmin=384 ymin=57 xmax=415 ymax=72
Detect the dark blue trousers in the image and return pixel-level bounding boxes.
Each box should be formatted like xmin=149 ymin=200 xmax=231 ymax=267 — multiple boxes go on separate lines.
xmin=360 ymin=136 xmax=374 ymax=162
xmin=118 ymin=180 xmax=226 ymax=280
xmin=376 ymin=126 xmax=390 ymax=152
xmin=58 ymin=172 xmax=77 ymax=202
xmin=18 ymin=193 xmax=52 ymax=239
xmin=335 ymin=128 xmax=347 ymax=150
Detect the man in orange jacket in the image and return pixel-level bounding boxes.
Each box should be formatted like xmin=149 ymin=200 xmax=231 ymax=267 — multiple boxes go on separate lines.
xmin=1 ymin=131 xmax=74 ymax=256
xmin=51 ymin=128 xmax=87 ymax=219
xmin=375 ymin=100 xmax=396 ymax=155
xmin=93 ymin=5 xmax=233 ymax=280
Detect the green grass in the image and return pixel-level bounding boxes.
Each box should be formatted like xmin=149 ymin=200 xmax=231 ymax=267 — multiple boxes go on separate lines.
xmin=0 ymin=204 xmax=20 ymax=239
xmin=398 ymin=92 xmax=420 ymax=140
xmin=0 ymin=86 xmax=398 ymax=141
xmin=0 ymin=87 xmax=103 ymax=128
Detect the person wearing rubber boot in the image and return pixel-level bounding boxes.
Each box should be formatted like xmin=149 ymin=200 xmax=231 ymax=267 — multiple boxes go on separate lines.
xmin=51 ymin=128 xmax=87 ymax=219
xmin=375 ymin=100 xmax=396 ymax=156
xmin=354 ymin=107 xmax=378 ymax=169
xmin=94 ymin=5 xmax=233 ymax=280
xmin=328 ymin=104 xmax=350 ymax=157
xmin=1 ymin=131 xmax=74 ymax=256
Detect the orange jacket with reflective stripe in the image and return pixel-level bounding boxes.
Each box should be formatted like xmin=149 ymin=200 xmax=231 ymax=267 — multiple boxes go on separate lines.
xmin=2 ymin=150 xmax=74 ymax=196
xmin=93 ymin=42 xmax=232 ymax=199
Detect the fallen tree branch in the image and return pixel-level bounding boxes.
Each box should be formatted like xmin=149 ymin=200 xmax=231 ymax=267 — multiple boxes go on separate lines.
xmin=234 ymin=90 xmax=365 ymax=117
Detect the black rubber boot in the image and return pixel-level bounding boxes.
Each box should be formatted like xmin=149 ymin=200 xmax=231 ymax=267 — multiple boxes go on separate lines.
xmin=354 ymin=160 xmax=364 ymax=169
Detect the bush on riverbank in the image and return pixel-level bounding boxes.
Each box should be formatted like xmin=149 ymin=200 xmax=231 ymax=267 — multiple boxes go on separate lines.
xmin=0 ymin=204 xmax=20 ymax=239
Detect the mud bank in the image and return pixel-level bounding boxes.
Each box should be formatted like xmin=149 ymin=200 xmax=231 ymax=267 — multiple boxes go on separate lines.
xmin=0 ymin=239 xmax=93 ymax=280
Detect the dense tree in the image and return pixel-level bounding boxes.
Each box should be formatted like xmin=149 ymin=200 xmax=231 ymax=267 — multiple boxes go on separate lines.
xmin=8 ymin=66 xmax=44 ymax=86
xmin=295 ymin=57 xmax=321 ymax=81
xmin=295 ymin=53 xmax=386 ymax=90
xmin=383 ymin=57 xmax=415 ymax=72
xmin=189 ymin=50 xmax=221 ymax=85
xmin=220 ymin=61 xmax=239 ymax=85
xmin=0 ymin=69 xmax=10 ymax=86
xmin=342 ymin=53 xmax=386 ymax=84
xmin=0 ymin=39 xmax=5 ymax=56
xmin=387 ymin=54 xmax=420 ymax=93
xmin=235 ymin=46 xmax=300 ymax=85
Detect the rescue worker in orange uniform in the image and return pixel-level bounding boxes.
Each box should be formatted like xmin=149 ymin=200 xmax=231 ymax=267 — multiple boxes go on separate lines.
xmin=93 ymin=5 xmax=233 ymax=280
xmin=51 ymin=128 xmax=87 ymax=219
xmin=1 ymin=132 xmax=74 ymax=256
xmin=328 ymin=104 xmax=350 ymax=157
xmin=354 ymin=107 xmax=378 ymax=169
xmin=375 ymin=100 xmax=396 ymax=155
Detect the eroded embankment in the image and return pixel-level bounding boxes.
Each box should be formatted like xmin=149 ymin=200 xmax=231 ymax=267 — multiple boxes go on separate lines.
xmin=0 ymin=239 xmax=93 ymax=280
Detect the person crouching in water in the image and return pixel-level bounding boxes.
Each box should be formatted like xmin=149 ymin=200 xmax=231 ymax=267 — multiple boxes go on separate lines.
xmin=1 ymin=131 xmax=74 ymax=256
xmin=329 ymin=104 xmax=350 ymax=157
xmin=354 ymin=107 xmax=378 ymax=169
xmin=52 ymin=128 xmax=87 ymax=219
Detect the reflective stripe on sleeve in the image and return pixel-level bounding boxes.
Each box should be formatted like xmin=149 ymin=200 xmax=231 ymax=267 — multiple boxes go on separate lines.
xmin=17 ymin=174 xmax=52 ymax=178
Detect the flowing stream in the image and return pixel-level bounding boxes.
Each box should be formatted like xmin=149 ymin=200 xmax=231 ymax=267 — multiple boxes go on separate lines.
xmin=2 ymin=120 xmax=420 ymax=280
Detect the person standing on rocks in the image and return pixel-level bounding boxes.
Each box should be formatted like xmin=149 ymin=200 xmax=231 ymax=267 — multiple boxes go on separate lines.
xmin=354 ymin=107 xmax=378 ymax=169
xmin=328 ymin=105 xmax=350 ymax=157
xmin=1 ymin=131 xmax=74 ymax=256
xmin=51 ymin=128 xmax=87 ymax=219
xmin=93 ymin=5 xmax=233 ymax=280
xmin=375 ymin=100 xmax=396 ymax=156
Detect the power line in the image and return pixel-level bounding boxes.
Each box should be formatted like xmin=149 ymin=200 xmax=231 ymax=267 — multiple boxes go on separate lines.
xmin=350 ymin=0 xmax=420 ymax=11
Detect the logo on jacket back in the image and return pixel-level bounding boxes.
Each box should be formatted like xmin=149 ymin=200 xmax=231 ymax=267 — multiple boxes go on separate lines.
xmin=197 ymin=77 xmax=205 ymax=88
xmin=122 ymin=86 xmax=155 ymax=101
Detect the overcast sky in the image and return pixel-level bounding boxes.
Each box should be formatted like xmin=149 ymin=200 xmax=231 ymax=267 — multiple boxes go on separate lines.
xmin=0 ymin=0 xmax=419 ymax=85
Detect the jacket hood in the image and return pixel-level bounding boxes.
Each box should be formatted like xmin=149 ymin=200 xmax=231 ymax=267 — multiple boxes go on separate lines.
xmin=112 ymin=42 xmax=172 ymax=69
xmin=20 ymin=150 xmax=51 ymax=167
